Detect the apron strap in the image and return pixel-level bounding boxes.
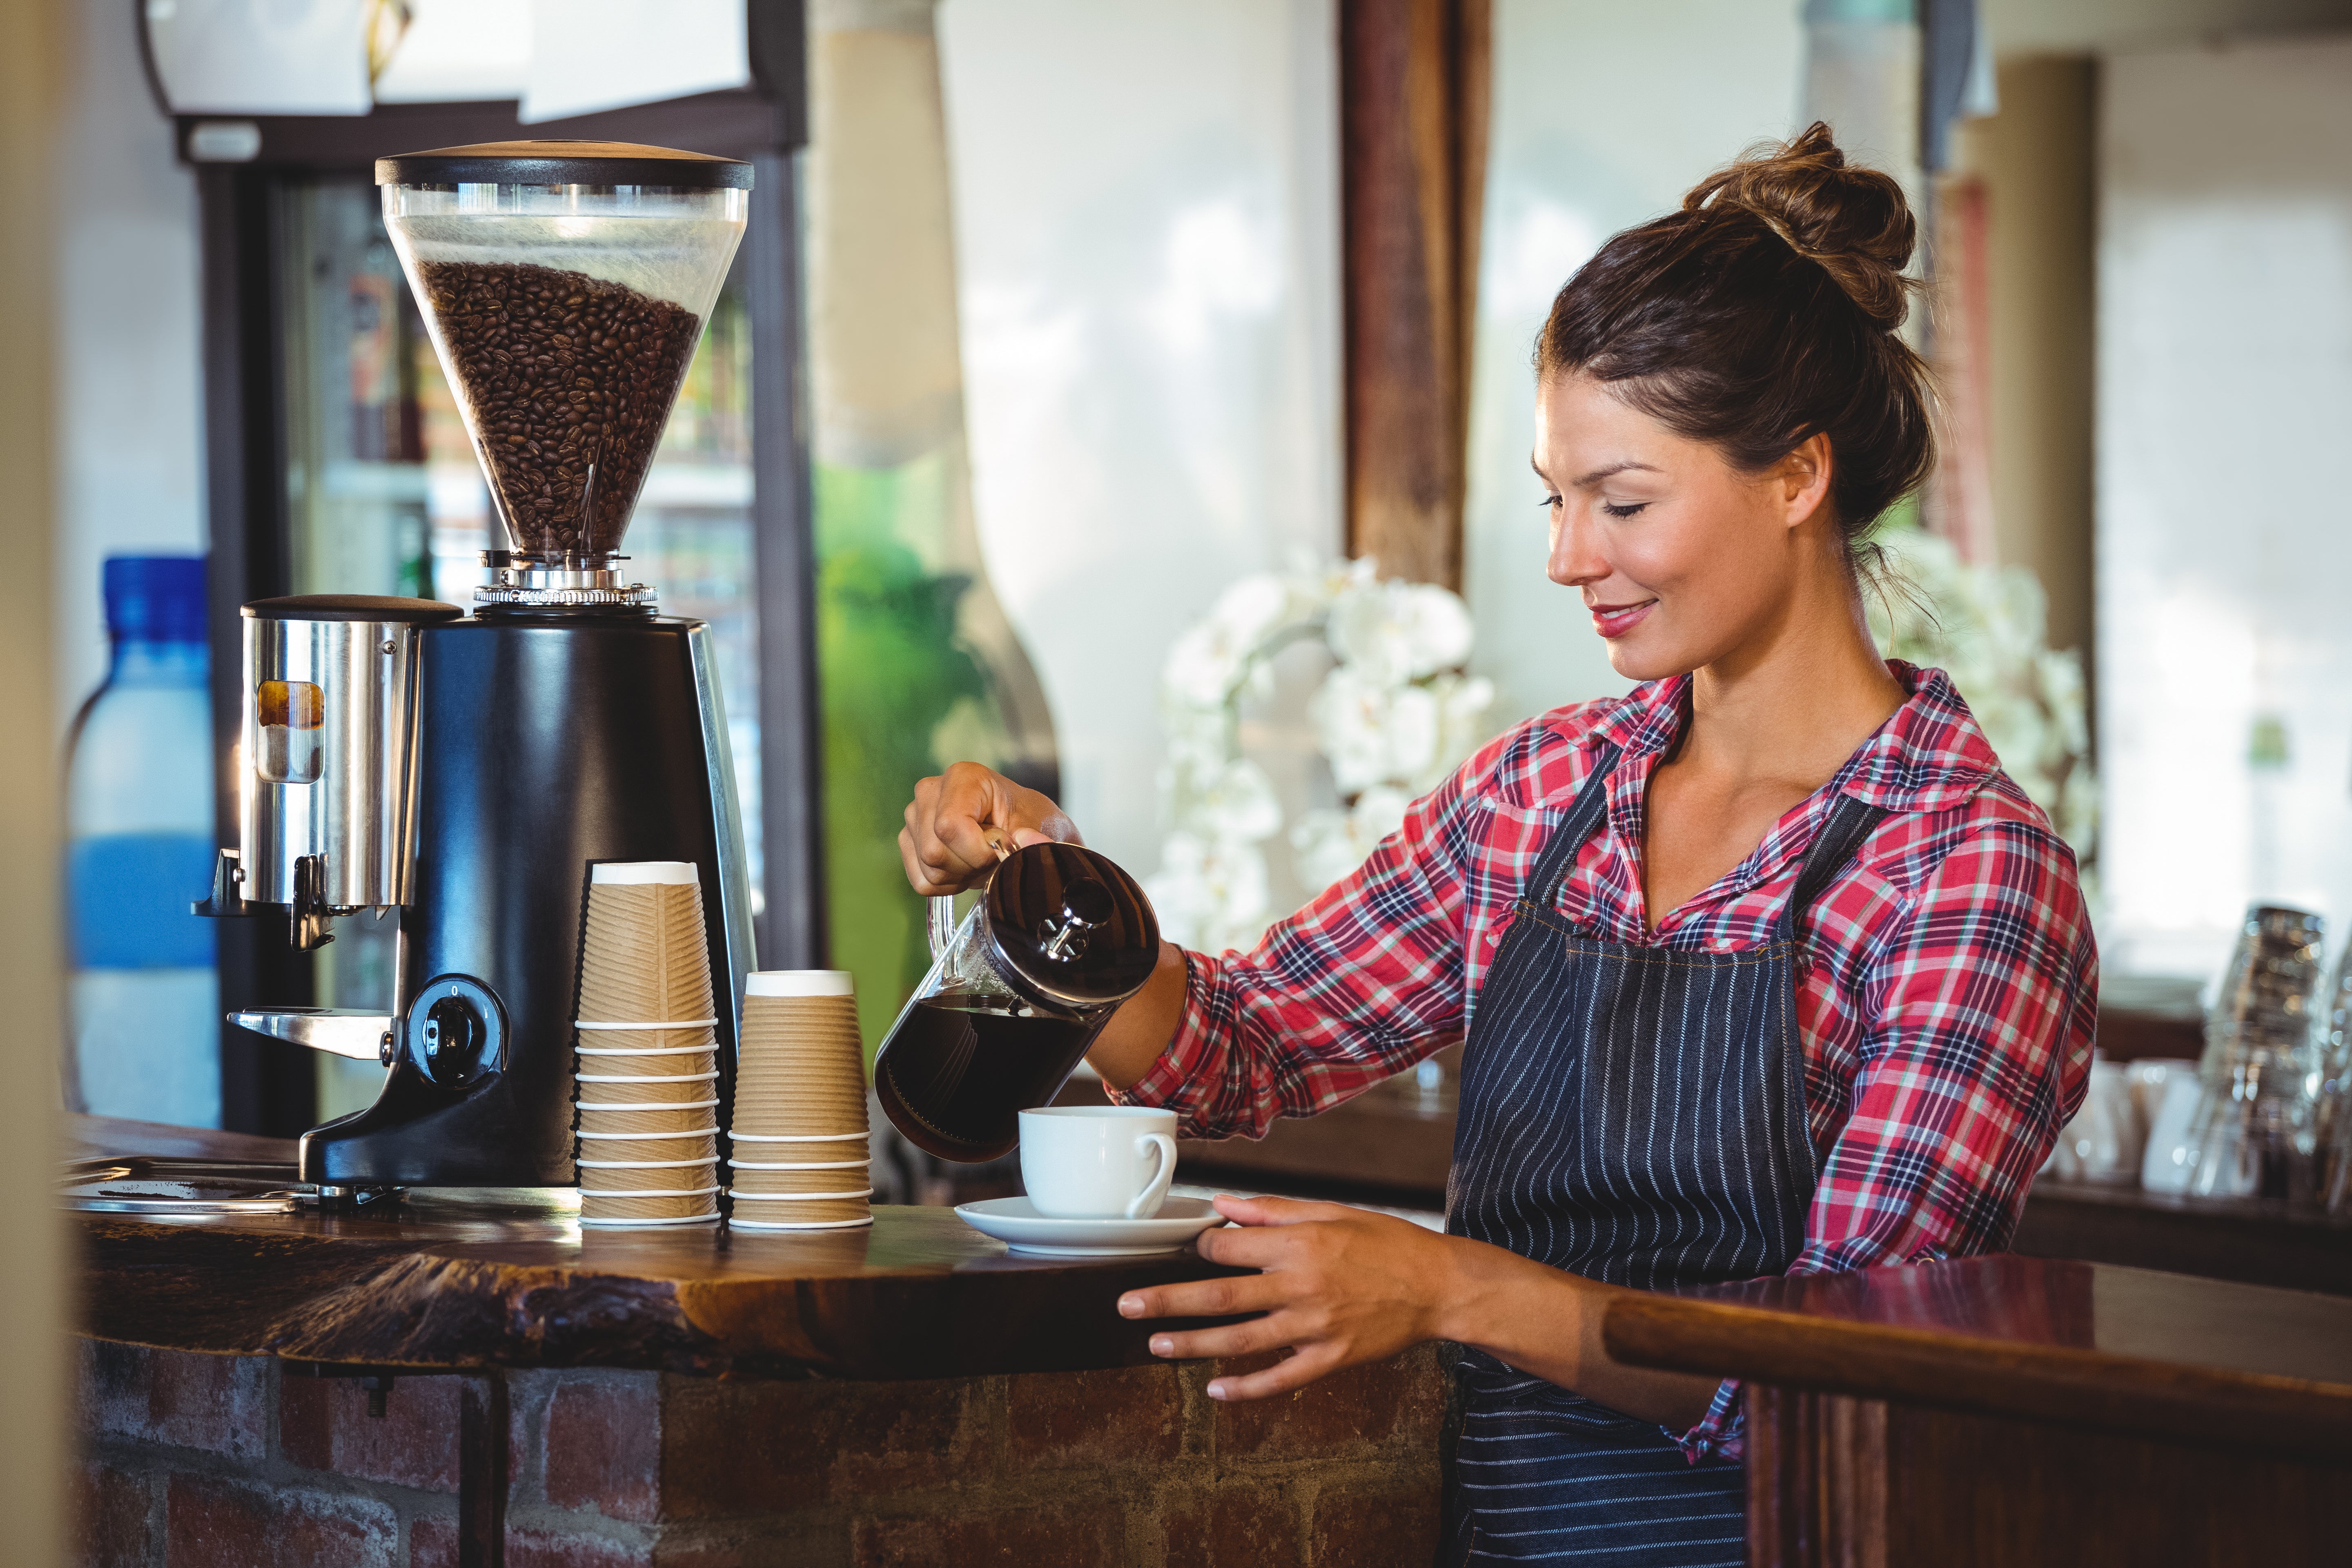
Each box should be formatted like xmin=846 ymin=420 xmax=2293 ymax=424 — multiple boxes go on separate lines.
xmin=1520 ymin=742 xmax=1885 ymax=931
xmin=1525 ymin=742 xmax=1623 ymax=909
xmin=1780 ymin=792 xmax=1889 ymax=935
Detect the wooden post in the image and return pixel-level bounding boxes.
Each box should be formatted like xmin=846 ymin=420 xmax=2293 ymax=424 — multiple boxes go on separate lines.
xmin=1341 ymin=0 xmax=1490 ymax=591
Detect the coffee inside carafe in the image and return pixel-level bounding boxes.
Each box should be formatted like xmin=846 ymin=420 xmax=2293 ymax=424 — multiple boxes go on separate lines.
xmin=873 ymin=842 xmax=1160 ymax=1163
xmin=875 ymin=998 xmax=1097 ymax=1161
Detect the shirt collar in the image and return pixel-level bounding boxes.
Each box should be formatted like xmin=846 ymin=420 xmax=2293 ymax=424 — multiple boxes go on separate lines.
xmin=1579 ymin=660 xmax=2001 ymax=815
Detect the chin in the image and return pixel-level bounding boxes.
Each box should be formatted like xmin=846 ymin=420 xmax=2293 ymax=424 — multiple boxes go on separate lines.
xmin=1600 ymin=633 xmax=1697 ymax=686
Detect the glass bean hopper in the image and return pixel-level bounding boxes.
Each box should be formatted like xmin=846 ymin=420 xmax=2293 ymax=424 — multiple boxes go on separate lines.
xmin=376 ymin=140 xmax=750 ymax=609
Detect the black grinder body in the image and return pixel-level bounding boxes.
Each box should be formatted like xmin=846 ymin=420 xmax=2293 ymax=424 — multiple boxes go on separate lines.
xmin=297 ymin=613 xmax=754 ymax=1188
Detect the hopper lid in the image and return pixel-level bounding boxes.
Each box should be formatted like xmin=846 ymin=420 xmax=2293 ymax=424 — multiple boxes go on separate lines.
xmin=376 ymin=140 xmax=753 ymax=190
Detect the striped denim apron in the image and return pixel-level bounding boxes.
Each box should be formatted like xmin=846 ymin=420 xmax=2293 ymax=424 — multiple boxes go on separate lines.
xmin=1443 ymin=744 xmax=1884 ymax=1566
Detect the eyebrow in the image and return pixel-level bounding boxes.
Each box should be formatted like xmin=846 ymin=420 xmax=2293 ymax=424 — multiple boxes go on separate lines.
xmin=1571 ymin=460 xmax=1662 ymax=488
xmin=1528 ymin=456 xmax=1662 ymax=489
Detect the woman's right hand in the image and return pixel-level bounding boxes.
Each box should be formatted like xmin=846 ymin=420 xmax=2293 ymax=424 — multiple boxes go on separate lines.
xmin=899 ymin=762 xmax=1082 ymax=895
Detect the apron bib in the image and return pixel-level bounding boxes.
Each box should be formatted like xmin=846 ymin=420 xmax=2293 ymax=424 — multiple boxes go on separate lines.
xmin=1444 ymin=743 xmax=1884 ymax=1566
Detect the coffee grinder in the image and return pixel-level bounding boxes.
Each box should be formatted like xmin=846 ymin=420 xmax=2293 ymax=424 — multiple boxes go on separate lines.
xmin=199 ymin=142 xmax=757 ymax=1197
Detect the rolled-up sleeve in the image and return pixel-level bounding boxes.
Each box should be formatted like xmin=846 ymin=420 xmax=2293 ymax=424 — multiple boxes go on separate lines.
xmin=1106 ymin=734 xmax=1521 ymax=1140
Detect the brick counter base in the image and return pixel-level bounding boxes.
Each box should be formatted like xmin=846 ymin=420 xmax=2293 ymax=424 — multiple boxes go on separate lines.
xmin=73 ymin=1339 xmax=1446 ymax=1567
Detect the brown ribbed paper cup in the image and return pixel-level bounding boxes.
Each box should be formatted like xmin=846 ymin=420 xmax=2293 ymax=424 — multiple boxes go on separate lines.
xmin=729 ymin=971 xmax=869 ymax=1142
xmin=728 ymin=1160 xmax=869 ymax=1196
xmin=733 ymin=1077 xmax=867 ymax=1118
xmin=727 ymin=1194 xmax=871 ymax=1226
xmin=578 ymin=1072 xmax=718 ymax=1106
xmin=576 ymin=1047 xmax=717 ymax=1080
xmin=578 ymin=1158 xmax=721 ymax=1193
xmin=575 ymin=862 xmax=717 ymax=1027
xmin=577 ymin=1133 xmax=719 ymax=1164
xmin=577 ymin=1027 xmax=716 ymax=1055
xmin=735 ymin=1043 xmax=863 ymax=1087
xmin=577 ymin=1105 xmax=718 ymax=1137
xmin=580 ymin=1189 xmax=719 ymax=1226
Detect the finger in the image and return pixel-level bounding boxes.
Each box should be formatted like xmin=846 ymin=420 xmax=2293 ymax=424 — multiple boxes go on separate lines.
xmin=1212 ymin=1193 xmax=1364 ymax=1228
xmin=1145 ymin=1312 xmax=1301 ymax=1363
xmin=898 ymin=826 xmax=962 ymax=898
xmin=1206 ymin=1343 xmax=1346 ymax=1402
xmin=1117 ymin=1272 xmax=1287 ymax=1323
xmin=929 ymin=764 xmax=1017 ymax=876
xmin=1193 ymin=1223 xmax=1318 ymax=1271
xmin=902 ymin=782 xmax=963 ymax=881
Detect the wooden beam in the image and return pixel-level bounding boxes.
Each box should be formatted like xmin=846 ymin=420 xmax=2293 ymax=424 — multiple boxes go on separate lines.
xmin=1340 ymin=0 xmax=1490 ymax=590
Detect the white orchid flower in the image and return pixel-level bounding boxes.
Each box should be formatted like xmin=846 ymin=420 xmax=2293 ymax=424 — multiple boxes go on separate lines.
xmin=1182 ymin=757 xmax=1284 ymax=844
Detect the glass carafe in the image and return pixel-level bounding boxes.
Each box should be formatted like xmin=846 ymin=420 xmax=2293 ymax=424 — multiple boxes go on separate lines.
xmin=873 ymin=843 xmax=1160 ymax=1162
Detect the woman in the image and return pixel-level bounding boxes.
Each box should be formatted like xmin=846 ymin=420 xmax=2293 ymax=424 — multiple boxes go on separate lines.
xmin=900 ymin=124 xmax=2095 ymax=1566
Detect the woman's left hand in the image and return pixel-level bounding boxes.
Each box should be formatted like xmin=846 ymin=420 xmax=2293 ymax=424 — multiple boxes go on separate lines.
xmin=1115 ymin=1194 xmax=1461 ymax=1401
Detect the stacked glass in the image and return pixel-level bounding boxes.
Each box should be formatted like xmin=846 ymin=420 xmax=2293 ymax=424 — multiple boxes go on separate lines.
xmin=2314 ymin=938 xmax=2352 ymax=1213
xmin=572 ymin=862 xmax=723 ymax=1227
xmin=726 ymin=971 xmax=871 ymax=1231
xmin=2182 ymin=905 xmax=2326 ymax=1203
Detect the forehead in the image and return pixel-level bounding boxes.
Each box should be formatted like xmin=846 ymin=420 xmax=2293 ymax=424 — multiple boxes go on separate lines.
xmin=1534 ymin=373 xmax=1676 ymax=468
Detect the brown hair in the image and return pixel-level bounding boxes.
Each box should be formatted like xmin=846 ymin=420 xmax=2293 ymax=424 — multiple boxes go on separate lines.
xmin=1535 ymin=122 xmax=1933 ymax=570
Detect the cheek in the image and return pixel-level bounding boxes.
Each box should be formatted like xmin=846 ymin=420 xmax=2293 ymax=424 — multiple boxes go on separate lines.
xmin=1629 ymin=497 xmax=1784 ymax=608
xmin=1609 ymin=515 xmax=1706 ymax=597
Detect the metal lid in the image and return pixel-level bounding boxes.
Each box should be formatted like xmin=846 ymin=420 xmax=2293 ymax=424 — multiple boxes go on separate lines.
xmin=374 ymin=140 xmax=754 ymax=189
xmin=981 ymin=843 xmax=1160 ymax=1011
xmin=243 ymin=595 xmax=464 ymax=623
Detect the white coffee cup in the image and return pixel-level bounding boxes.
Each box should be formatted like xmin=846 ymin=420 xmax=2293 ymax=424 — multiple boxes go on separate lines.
xmin=1018 ymin=1106 xmax=1179 ymax=1219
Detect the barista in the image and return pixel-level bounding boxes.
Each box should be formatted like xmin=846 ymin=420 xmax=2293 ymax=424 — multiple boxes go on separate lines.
xmin=899 ymin=124 xmax=2096 ymax=1568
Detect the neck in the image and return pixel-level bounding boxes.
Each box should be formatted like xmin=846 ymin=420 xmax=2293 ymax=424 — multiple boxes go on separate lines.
xmin=1677 ymin=555 xmax=1906 ymax=787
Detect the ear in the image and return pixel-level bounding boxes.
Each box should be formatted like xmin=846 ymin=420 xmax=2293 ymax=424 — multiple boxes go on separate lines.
xmin=1775 ymin=431 xmax=1835 ymax=531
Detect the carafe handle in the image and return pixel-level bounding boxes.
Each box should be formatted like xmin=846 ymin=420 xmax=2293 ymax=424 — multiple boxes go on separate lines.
xmin=928 ymin=837 xmax=1013 ymax=958
xmin=927 ymin=896 xmax=959 ymax=959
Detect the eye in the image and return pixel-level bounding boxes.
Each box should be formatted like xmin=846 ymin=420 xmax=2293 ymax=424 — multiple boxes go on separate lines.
xmin=1601 ymin=501 xmax=1649 ymax=520
xmin=1538 ymin=494 xmax=1562 ymax=510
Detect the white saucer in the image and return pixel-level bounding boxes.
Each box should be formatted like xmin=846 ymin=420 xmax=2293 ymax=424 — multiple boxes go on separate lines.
xmin=953 ymin=1195 xmax=1225 ymax=1256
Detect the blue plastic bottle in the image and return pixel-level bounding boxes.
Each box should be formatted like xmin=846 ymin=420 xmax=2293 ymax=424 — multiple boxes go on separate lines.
xmin=66 ymin=556 xmax=220 ymax=1125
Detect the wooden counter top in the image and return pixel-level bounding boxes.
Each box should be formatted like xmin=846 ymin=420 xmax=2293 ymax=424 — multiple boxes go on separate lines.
xmin=1601 ymin=1254 xmax=2352 ymax=1459
xmin=68 ymin=1116 xmax=1245 ymax=1381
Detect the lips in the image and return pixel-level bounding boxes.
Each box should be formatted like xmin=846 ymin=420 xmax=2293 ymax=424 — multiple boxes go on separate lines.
xmin=1588 ymin=599 xmax=1657 ymax=639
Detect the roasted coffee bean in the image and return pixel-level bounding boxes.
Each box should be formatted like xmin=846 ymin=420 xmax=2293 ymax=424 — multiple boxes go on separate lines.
xmin=416 ymin=259 xmax=700 ymax=558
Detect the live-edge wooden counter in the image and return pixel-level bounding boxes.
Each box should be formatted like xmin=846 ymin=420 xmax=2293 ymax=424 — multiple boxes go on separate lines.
xmin=67 ymin=1118 xmax=1446 ymax=1567
xmin=79 ymin=1196 xmax=1254 ymax=1382
xmin=1603 ymin=1255 xmax=2352 ymax=1567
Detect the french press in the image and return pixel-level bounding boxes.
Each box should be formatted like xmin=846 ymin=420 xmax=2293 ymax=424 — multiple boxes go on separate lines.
xmin=873 ymin=842 xmax=1161 ymax=1162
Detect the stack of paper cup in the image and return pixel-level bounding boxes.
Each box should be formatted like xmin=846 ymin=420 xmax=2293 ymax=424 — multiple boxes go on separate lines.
xmin=574 ymin=862 xmax=722 ymax=1228
xmin=727 ymin=971 xmax=870 ymax=1230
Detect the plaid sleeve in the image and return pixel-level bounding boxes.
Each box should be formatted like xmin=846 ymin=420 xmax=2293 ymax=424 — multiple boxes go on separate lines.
xmin=1672 ymin=815 xmax=2099 ymax=1463
xmin=1105 ymin=731 xmax=1517 ymax=1140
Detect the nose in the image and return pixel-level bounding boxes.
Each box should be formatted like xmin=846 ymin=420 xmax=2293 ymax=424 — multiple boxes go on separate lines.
xmin=1547 ymin=503 xmax=1610 ymax=590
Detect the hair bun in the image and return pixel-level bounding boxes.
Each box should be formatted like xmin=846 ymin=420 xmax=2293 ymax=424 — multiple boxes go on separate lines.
xmin=1681 ymin=121 xmax=1916 ymax=330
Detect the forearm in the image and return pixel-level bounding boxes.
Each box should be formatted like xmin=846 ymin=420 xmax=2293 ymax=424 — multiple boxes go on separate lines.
xmin=1437 ymin=1234 xmax=1721 ymax=1431
xmin=1085 ymin=940 xmax=1189 ymax=1090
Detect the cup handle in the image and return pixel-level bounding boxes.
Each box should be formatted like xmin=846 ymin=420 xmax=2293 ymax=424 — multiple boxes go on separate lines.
xmin=1127 ymin=1133 xmax=1178 ymax=1220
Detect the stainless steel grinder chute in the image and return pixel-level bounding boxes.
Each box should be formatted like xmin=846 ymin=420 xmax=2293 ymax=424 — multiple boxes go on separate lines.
xmin=229 ymin=596 xmax=462 ymax=946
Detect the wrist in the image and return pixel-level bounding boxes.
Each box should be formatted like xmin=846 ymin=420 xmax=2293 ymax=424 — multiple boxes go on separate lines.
xmin=1427 ymin=1234 xmax=1505 ymax=1347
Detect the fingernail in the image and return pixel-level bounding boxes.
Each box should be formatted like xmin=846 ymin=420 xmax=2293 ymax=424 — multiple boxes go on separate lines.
xmin=1149 ymin=1335 xmax=1173 ymax=1356
xmin=1118 ymin=1295 xmax=1143 ymax=1317
xmin=1207 ymin=1381 xmax=1228 ymax=1400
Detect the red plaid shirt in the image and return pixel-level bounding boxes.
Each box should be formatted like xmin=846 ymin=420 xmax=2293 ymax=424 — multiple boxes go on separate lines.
xmin=1113 ymin=662 xmax=2098 ymax=1459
